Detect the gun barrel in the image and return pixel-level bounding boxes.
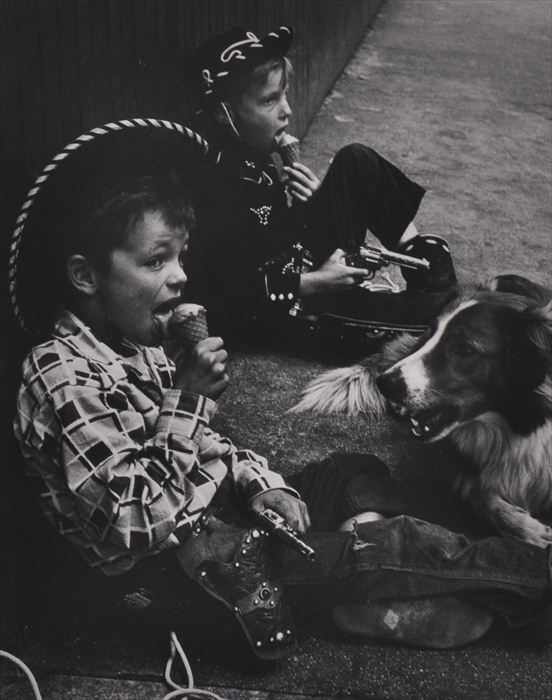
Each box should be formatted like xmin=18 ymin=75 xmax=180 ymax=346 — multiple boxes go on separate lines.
xmin=296 ymin=540 xmax=316 ymax=560
xmin=258 ymin=509 xmax=316 ymax=560
xmin=276 ymin=529 xmax=315 ymax=560
xmin=360 ymin=245 xmax=430 ymax=271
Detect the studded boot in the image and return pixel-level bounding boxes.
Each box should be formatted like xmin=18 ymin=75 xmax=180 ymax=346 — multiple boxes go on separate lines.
xmin=176 ymin=521 xmax=296 ymax=661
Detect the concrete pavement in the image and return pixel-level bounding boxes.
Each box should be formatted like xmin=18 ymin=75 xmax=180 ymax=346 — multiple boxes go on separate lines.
xmin=305 ymin=0 xmax=551 ymax=289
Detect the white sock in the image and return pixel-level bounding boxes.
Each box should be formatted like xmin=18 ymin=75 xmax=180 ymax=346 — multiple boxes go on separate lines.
xmin=339 ymin=511 xmax=385 ymax=532
xmin=398 ymin=222 xmax=419 ymax=248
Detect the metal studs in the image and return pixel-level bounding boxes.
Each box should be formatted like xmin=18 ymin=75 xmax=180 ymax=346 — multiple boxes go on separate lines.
xmin=200 ymin=570 xmax=207 ymax=577
xmin=276 ymin=632 xmax=284 ymax=641
xmin=234 ymin=561 xmax=240 ymax=568
xmin=253 ymin=598 xmax=259 ymax=605
xmin=252 ymin=529 xmax=260 ymax=538
xmin=256 ymin=641 xmax=262 ymax=647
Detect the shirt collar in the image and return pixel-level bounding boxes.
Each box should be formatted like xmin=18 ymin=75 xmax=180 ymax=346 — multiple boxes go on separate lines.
xmin=54 ymin=309 xmax=143 ymax=365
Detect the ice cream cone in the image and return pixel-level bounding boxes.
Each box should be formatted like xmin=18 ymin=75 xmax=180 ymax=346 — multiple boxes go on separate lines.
xmin=168 ymin=303 xmax=208 ymax=354
xmin=277 ymin=133 xmax=300 ymax=166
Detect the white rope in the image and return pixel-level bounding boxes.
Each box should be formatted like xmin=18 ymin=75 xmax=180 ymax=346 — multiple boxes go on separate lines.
xmin=0 ymin=649 xmax=43 ymax=700
xmin=163 ymin=631 xmax=227 ymax=700
xmin=1 ymin=634 xmax=228 ymax=700
xmin=7 ymin=117 xmax=209 ymax=334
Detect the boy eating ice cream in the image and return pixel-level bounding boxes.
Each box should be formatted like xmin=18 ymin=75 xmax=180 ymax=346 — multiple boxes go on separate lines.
xmin=188 ymin=25 xmax=457 ymax=352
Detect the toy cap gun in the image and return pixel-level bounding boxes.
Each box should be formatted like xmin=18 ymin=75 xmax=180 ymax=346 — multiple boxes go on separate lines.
xmin=256 ymin=508 xmax=316 ymax=561
xmin=347 ymin=245 xmax=430 ymax=276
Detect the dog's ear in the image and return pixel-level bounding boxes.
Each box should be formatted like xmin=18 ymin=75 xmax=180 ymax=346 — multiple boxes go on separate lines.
xmin=487 ymin=274 xmax=552 ymax=304
xmin=508 ymin=301 xmax=552 ymax=385
xmin=527 ymin=299 xmax=552 ymax=358
xmin=501 ymin=301 xmax=552 ymax=431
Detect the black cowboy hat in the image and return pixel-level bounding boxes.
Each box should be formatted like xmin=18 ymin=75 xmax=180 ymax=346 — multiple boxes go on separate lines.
xmin=7 ymin=118 xmax=211 ymax=337
xmin=195 ymin=25 xmax=293 ymax=99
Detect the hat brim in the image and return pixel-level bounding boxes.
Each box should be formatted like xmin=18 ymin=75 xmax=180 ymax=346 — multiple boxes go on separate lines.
xmin=8 ymin=119 xmax=210 ymax=336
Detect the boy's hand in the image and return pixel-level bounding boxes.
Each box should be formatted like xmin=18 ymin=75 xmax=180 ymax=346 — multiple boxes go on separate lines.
xmin=299 ymin=248 xmax=371 ymax=296
xmin=250 ymin=489 xmax=311 ymax=533
xmin=283 ymin=162 xmax=321 ymax=202
xmin=174 ymin=336 xmax=229 ymax=400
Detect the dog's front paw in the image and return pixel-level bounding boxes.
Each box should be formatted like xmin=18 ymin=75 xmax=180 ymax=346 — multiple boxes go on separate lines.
xmin=523 ymin=524 xmax=552 ymax=549
xmin=497 ymin=507 xmax=552 ymax=548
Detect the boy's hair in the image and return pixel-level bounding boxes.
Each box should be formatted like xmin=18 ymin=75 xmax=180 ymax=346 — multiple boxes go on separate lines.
xmin=58 ymin=172 xmax=195 ymax=314
xmin=62 ymin=172 xmax=195 ymax=274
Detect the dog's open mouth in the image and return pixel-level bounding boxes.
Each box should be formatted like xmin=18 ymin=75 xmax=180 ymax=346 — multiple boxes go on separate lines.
xmin=405 ymin=407 xmax=457 ymax=441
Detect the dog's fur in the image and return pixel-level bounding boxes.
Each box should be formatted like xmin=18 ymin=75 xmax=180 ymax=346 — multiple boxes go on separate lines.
xmin=291 ymin=275 xmax=552 ymax=547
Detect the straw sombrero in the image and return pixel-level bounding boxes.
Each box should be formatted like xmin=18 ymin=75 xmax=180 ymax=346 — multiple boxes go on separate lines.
xmin=8 ymin=118 xmax=211 ymax=337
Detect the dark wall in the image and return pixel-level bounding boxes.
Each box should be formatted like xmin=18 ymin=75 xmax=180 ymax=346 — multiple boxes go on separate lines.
xmin=1 ymin=0 xmax=384 ymax=177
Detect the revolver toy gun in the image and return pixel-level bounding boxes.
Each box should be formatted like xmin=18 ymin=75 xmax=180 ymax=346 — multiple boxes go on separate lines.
xmin=256 ymin=508 xmax=316 ymax=561
xmin=347 ymin=245 xmax=430 ymax=276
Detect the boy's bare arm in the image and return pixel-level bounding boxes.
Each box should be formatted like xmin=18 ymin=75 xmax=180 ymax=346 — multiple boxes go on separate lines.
xmin=299 ymin=248 xmax=371 ymax=296
xmin=251 ymin=489 xmax=310 ymax=533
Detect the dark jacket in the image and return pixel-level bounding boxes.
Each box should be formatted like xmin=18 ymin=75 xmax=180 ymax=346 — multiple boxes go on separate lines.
xmin=188 ymin=114 xmax=303 ymax=331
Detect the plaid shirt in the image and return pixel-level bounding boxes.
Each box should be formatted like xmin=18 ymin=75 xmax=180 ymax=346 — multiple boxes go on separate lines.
xmin=14 ymin=311 xmax=290 ymax=575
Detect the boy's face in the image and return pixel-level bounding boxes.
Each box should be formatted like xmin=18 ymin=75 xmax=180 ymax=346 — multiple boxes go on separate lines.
xmin=233 ymin=64 xmax=292 ymax=153
xmin=94 ymin=210 xmax=189 ymax=346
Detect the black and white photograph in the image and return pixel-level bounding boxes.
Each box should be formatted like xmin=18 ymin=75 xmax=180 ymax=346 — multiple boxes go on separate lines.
xmin=1 ymin=1 xmax=551 ymax=698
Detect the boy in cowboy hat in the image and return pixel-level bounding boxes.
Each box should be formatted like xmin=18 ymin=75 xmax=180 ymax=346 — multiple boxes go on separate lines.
xmin=10 ymin=121 xmax=552 ymax=662
xmin=187 ymin=26 xmax=457 ymax=351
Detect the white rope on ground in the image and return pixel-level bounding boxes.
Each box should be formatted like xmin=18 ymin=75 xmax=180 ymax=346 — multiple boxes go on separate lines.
xmin=0 ymin=649 xmax=43 ymax=700
xmin=163 ymin=631 xmax=228 ymax=700
xmin=2 ymin=634 xmax=229 ymax=700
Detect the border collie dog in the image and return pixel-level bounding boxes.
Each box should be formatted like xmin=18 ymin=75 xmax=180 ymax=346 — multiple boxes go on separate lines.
xmin=292 ymin=275 xmax=552 ymax=547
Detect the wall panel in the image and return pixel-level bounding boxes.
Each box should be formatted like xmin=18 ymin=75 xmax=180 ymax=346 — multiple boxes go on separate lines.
xmin=1 ymin=0 xmax=384 ymax=175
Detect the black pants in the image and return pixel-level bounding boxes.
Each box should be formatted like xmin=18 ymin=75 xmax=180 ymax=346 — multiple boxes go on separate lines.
xmin=243 ymin=144 xmax=439 ymax=353
xmin=301 ymin=143 xmax=425 ymax=264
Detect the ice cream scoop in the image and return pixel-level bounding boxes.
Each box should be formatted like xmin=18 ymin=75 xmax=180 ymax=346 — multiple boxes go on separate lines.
xmin=277 ymin=133 xmax=300 ymax=166
xmin=167 ymin=303 xmax=208 ymax=355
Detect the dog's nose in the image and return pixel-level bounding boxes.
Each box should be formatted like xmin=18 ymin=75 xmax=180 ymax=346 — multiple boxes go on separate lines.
xmin=376 ymin=370 xmax=404 ymax=402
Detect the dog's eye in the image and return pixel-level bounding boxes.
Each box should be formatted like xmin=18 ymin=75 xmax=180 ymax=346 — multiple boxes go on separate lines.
xmin=454 ymin=338 xmax=478 ymax=358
